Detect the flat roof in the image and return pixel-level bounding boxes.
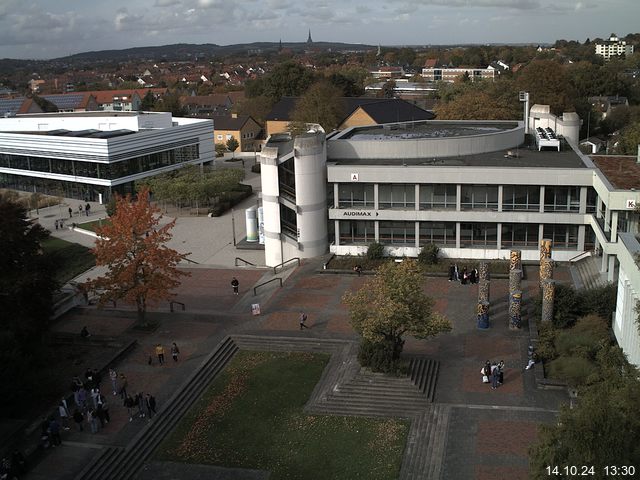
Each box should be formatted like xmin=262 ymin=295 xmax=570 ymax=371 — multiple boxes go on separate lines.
xmin=591 ymin=155 xmax=640 ymax=190
xmin=329 ymin=143 xmax=588 ymax=169
xmin=340 ymin=121 xmax=519 ymax=140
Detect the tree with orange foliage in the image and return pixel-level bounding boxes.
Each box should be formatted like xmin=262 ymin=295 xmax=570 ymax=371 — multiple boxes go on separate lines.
xmin=89 ymin=187 xmax=190 ymax=326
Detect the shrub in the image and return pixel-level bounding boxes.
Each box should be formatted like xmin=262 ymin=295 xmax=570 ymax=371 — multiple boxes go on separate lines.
xmin=555 ymin=314 xmax=609 ymax=358
xmin=547 ymin=356 xmax=597 ymax=387
xmin=579 ymin=283 xmax=617 ymax=323
xmin=536 ymin=322 xmax=557 ymax=362
xmin=366 ymin=242 xmax=385 ymax=260
xmin=105 ymin=197 xmax=117 ymax=217
xmin=417 ymin=244 xmax=439 ymax=265
xmin=251 ymin=163 xmax=261 ymax=174
xmin=357 ymin=338 xmax=408 ymax=375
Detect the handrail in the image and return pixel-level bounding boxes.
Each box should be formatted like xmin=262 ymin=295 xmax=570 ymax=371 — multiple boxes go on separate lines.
xmin=254 ymin=277 xmax=282 ymax=295
xmin=273 ymin=257 xmax=300 ymax=274
xmin=169 ymin=300 xmax=185 ymax=312
xmin=569 ymin=250 xmax=592 ymax=263
xmin=182 ymin=256 xmax=199 ymax=265
xmin=235 ymin=257 xmax=257 ymax=267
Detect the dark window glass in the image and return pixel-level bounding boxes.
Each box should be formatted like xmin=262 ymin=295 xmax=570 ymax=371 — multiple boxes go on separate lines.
xmin=339 ymin=221 xmax=375 ymax=244
xmin=461 ymin=185 xmax=498 ymax=210
xmin=502 ymin=185 xmax=540 ymax=211
xmin=419 ymin=222 xmax=456 ymax=245
xmin=379 ymin=221 xmax=415 ymax=244
xmin=501 ymin=223 xmax=539 ymax=247
xmin=460 ymin=222 xmax=497 ymax=247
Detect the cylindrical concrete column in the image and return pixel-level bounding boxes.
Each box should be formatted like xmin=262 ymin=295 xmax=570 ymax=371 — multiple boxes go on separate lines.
xmin=245 ymin=206 xmax=258 ymax=242
xmin=509 ymin=269 xmax=522 ymax=294
xmin=509 ymin=249 xmax=522 ymax=273
xmin=509 ymin=290 xmax=522 ymax=330
xmin=541 ymin=280 xmax=555 ymax=323
xmin=259 ymin=146 xmax=283 ymax=267
xmin=540 ymin=238 xmax=552 ymax=262
xmin=477 ymin=300 xmax=490 ymax=329
xmin=294 ymin=133 xmax=328 ymax=258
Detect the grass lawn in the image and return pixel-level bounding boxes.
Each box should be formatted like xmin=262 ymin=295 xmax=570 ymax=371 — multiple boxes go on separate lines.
xmin=157 ymin=351 xmax=409 ymax=480
xmin=41 ymin=237 xmax=95 ymax=284
xmin=75 ymin=218 xmax=110 ymax=233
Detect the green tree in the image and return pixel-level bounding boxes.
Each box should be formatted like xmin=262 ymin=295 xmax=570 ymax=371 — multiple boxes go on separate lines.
xmin=262 ymin=61 xmax=316 ymax=100
xmin=90 ymin=187 xmax=190 ymax=326
xmin=226 ymin=136 xmax=239 ymax=157
xmin=615 ymin=121 xmax=640 ymax=154
xmin=153 ymin=91 xmax=186 ymax=116
xmin=530 ymin=346 xmax=640 ymax=478
xmin=234 ymin=95 xmax=274 ymax=125
xmin=516 ymin=59 xmax=576 ymax=114
xmin=139 ymin=90 xmax=157 ymax=111
xmin=342 ymin=260 xmax=452 ymax=366
xmin=0 ymin=194 xmax=56 ymax=413
xmin=291 ymin=80 xmax=345 ymax=132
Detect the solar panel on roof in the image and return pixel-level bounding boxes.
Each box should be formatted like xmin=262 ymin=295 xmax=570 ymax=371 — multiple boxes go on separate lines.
xmin=42 ymin=94 xmax=85 ymax=109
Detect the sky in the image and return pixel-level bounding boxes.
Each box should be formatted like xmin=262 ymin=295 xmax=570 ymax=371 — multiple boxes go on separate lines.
xmin=0 ymin=0 xmax=638 ymax=60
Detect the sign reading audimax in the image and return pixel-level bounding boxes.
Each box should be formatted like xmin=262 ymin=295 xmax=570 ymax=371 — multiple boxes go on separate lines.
xmin=342 ymin=210 xmax=379 ymax=217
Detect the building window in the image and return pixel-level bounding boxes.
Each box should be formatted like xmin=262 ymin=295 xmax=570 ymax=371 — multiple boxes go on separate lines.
xmin=460 ymin=223 xmax=497 ymax=248
xmin=338 ymin=184 xmax=374 ymax=208
xmin=501 ymin=223 xmax=539 ymax=248
xmin=419 ymin=222 xmax=456 ymax=246
xmin=379 ymin=221 xmax=415 ymax=244
xmin=280 ymin=204 xmax=297 ymax=240
xmin=419 ymin=184 xmax=456 ymax=209
xmin=543 ymin=224 xmax=579 ymax=249
xmin=586 ymin=187 xmax=597 ymax=213
xmin=461 ymin=185 xmax=498 ymax=210
xmin=378 ymin=184 xmax=415 ymax=209
xmin=502 ymin=185 xmax=540 ymax=211
xmin=544 ymin=186 xmax=580 ymax=212
xmin=278 ymin=157 xmax=295 ymax=202
xmin=339 ymin=220 xmax=375 ymax=245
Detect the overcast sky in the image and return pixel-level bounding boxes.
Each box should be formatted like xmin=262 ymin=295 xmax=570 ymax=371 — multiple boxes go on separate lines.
xmin=1 ymin=0 xmax=638 ymax=60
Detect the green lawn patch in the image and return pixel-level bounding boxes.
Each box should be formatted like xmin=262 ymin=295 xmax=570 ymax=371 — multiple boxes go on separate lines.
xmin=41 ymin=237 xmax=95 ymax=284
xmin=157 ymin=351 xmax=408 ymax=480
xmin=75 ymin=218 xmax=111 ymax=233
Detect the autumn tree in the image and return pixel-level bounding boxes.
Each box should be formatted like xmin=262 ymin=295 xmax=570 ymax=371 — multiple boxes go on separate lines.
xmin=342 ymin=260 xmax=451 ymax=372
xmin=90 ymin=187 xmax=190 ymax=326
xmin=516 ymin=59 xmax=576 ymax=114
xmin=436 ymin=80 xmax=521 ymax=120
xmin=291 ymin=80 xmax=345 ymax=132
xmin=226 ymin=136 xmax=239 ymax=157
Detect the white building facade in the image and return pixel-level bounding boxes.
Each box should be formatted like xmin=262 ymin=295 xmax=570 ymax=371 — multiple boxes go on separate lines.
xmin=0 ymin=111 xmax=214 ymax=202
xmin=595 ymin=34 xmax=634 ymax=60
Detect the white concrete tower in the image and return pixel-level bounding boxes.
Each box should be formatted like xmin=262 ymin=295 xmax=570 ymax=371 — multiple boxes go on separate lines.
xmin=294 ymin=132 xmax=328 ymax=259
xmin=259 ymin=146 xmax=283 ymax=267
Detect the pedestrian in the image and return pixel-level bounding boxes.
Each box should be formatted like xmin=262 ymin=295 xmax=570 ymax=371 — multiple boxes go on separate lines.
xmin=77 ymin=387 xmax=87 ymax=411
xmin=99 ymin=395 xmax=110 ymax=424
xmin=448 ymin=264 xmax=454 ymax=282
xmin=498 ymin=360 xmax=505 ymax=385
xmin=136 ymin=392 xmax=145 ymax=418
xmin=146 ymin=394 xmax=156 ymax=418
xmin=125 ymin=395 xmax=135 ymax=422
xmin=80 ymin=325 xmax=90 ymax=338
xmin=68 ymin=207 xmax=73 ymax=218
xmin=481 ymin=361 xmax=491 ymax=384
xmin=109 ymin=368 xmax=118 ymax=395
xmin=58 ymin=398 xmax=70 ymax=430
xmin=78 ymin=204 xmax=83 ymax=216
xmin=54 ymin=219 xmax=59 ymax=230
xmin=171 ymin=342 xmax=179 ymax=362
xmin=473 ymin=267 xmax=479 ymax=284
xmin=85 ymin=203 xmax=90 ymax=216
xmin=470 ymin=267 xmax=477 ymax=284
xmin=353 ymin=264 xmax=362 ymax=276
xmin=73 ymin=409 xmax=84 ymax=432
xmin=96 ymin=404 xmax=106 ymax=428
xmin=491 ymin=363 xmax=500 ymax=389
xmin=88 ymin=409 xmax=99 ymax=433
xmin=299 ymin=311 xmax=309 ymax=330
xmin=118 ymin=373 xmax=128 ymax=399
xmin=453 ymin=264 xmax=459 ymax=282
xmin=231 ymin=277 xmax=239 ymax=295
xmin=156 ymin=344 xmax=165 ymax=365
xmin=49 ymin=418 xmax=62 ymax=446
xmin=90 ymin=388 xmax=100 ymax=409
xmin=461 ymin=267 xmax=468 ymax=285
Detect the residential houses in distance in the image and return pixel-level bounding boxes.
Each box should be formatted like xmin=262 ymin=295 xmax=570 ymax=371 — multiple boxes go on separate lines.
xmin=213 ymin=113 xmax=262 ymax=152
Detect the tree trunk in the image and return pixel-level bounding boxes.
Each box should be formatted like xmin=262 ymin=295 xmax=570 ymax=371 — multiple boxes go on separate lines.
xmin=136 ymin=296 xmax=148 ymax=327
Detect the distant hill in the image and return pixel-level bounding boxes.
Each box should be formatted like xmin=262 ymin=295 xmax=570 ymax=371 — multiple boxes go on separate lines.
xmin=54 ymin=41 xmax=375 ymax=63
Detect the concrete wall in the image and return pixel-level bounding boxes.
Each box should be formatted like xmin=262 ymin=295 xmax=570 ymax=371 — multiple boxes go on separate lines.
xmin=613 ymin=233 xmax=640 ymax=368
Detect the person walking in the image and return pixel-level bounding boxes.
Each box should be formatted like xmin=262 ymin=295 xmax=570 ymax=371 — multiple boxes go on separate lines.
xmin=125 ymin=395 xmax=135 ymax=422
xmin=85 ymin=203 xmax=90 ymax=216
xmin=49 ymin=418 xmax=62 ymax=446
xmin=73 ymin=409 xmax=84 ymax=432
xmin=88 ymin=409 xmax=99 ymax=433
xmin=171 ymin=342 xmax=180 ymax=362
xmin=155 ymin=344 xmax=165 ymax=365
xmin=481 ymin=360 xmax=492 ymax=384
xmin=68 ymin=207 xmax=73 ymax=219
xmin=498 ymin=360 xmax=505 ymax=385
xmin=118 ymin=373 xmax=128 ymax=399
xmin=231 ymin=277 xmax=239 ymax=295
xmin=299 ymin=311 xmax=309 ymax=330
xmin=146 ymin=394 xmax=156 ymax=418
xmin=58 ymin=398 xmax=70 ymax=430
xmin=491 ymin=363 xmax=500 ymax=390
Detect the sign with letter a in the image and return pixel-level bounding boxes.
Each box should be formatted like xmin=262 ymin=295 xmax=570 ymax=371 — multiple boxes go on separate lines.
xmin=351 ymin=173 xmax=359 ymax=182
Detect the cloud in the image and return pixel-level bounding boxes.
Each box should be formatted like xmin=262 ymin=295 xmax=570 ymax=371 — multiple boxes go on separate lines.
xmin=154 ymin=0 xmax=181 ymax=6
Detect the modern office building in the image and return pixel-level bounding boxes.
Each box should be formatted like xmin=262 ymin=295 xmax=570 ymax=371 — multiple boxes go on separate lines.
xmin=0 ymin=111 xmax=214 ymax=202
xmin=258 ymin=108 xmax=640 ymax=365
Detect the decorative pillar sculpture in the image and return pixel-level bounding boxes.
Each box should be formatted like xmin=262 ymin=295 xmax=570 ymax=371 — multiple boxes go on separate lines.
xmin=541 ymin=280 xmax=555 ymax=323
xmin=478 ymin=279 xmax=490 ymax=304
xmin=509 ymin=290 xmax=522 ymax=329
xmin=540 ymin=238 xmax=552 ymax=262
xmin=477 ymin=300 xmax=490 ymax=329
xmin=509 ymin=249 xmax=522 ymax=274
xmin=509 ymin=268 xmax=522 ymax=294
xmin=479 ymin=262 xmax=489 ymax=283
xmin=540 ymin=257 xmax=553 ymax=285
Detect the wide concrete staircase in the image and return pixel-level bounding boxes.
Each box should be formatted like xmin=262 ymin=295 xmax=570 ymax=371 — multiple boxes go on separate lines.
xmin=76 ymin=334 xmax=448 ymax=480
xmin=571 ymin=255 xmax=608 ymax=290
xmin=74 ymin=336 xmax=239 ymax=480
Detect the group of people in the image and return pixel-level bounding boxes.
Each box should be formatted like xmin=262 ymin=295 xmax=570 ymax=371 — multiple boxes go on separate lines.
xmin=67 ymin=203 xmax=91 ymax=218
xmin=448 ymin=264 xmax=479 ymax=285
xmin=151 ymin=342 xmax=180 ymax=365
xmin=481 ymin=360 xmax=505 ymax=389
xmin=53 ymin=218 xmax=66 ymax=230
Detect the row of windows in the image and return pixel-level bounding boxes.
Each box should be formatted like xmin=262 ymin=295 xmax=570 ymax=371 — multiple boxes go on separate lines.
xmin=0 ymin=145 xmax=199 ymax=180
xmin=337 ymin=221 xmax=587 ymax=249
xmin=335 ymin=184 xmax=597 ymax=213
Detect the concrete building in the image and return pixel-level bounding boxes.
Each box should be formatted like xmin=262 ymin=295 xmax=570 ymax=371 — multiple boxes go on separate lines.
xmin=421 ymin=66 xmax=495 ymax=83
xmin=214 ymin=114 xmax=263 ymax=152
xmin=258 ymin=110 xmax=640 ymax=366
xmin=596 ymin=34 xmax=634 ymax=60
xmin=0 ymin=111 xmax=214 ymax=202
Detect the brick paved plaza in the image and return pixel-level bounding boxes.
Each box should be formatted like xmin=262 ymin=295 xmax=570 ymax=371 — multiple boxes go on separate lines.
xmin=24 ymin=259 xmax=567 ymax=480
